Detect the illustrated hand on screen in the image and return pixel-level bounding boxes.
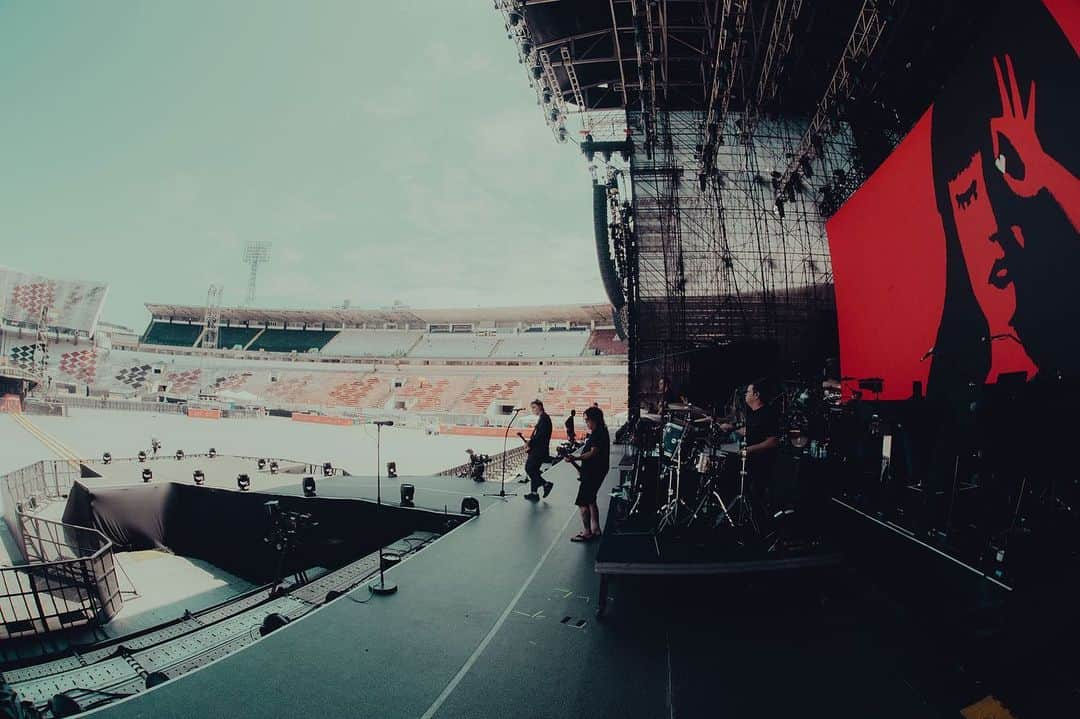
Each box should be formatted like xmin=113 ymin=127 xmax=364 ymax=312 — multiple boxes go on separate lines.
xmin=991 ymin=54 xmax=1046 ymax=198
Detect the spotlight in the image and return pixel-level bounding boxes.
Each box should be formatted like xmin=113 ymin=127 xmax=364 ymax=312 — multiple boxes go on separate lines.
xmin=138 ymin=450 xmax=147 ymax=462
xmin=386 ymin=462 xmax=397 ymax=479
xmin=142 ymin=468 xmax=153 ymax=483
xmin=257 ymin=458 xmax=267 ymax=470
xmin=542 ymin=87 xmax=552 ymax=104
xmin=531 ymin=64 xmax=542 ymax=80
xmin=259 ymin=612 xmax=290 ymax=636
xmin=322 ymin=461 xmax=333 ymax=477
xmin=461 ymin=497 xmax=480 ymax=517
xmin=145 ymin=671 xmax=169 ymax=689
xmin=175 ymin=449 xmax=184 ymax=461
xmin=269 ymin=461 xmax=279 ymax=475
xmin=520 ymin=40 xmax=532 ymax=55
xmin=400 ymin=483 xmax=415 ymax=508
xmin=193 ymin=470 xmax=205 ymax=486
xmin=508 ymin=9 xmax=522 ymax=27
xmin=237 ymin=473 xmax=251 ymax=491
xmin=48 ymin=694 xmax=82 ymax=718
xmin=102 ymin=452 xmax=112 ymax=465
xmin=302 ymin=476 xmax=316 ymax=497
xmin=208 ymin=447 xmax=217 ymax=459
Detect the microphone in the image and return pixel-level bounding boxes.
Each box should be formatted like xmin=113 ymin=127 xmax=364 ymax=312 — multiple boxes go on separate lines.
xmin=374 ymin=420 xmax=394 ymax=427
xmin=513 ymin=407 xmax=527 ymax=412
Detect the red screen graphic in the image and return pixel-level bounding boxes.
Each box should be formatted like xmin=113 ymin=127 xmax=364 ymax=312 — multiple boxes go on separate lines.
xmin=826 ymin=113 xmax=941 ymax=400
xmin=825 ymin=0 xmax=1080 ymax=400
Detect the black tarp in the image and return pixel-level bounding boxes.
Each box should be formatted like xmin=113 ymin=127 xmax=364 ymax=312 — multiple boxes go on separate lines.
xmin=63 ymin=482 xmax=458 ymax=583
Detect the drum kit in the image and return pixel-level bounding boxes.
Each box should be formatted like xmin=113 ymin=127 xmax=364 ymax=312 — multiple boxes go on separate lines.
xmin=628 ymin=402 xmax=756 ymax=541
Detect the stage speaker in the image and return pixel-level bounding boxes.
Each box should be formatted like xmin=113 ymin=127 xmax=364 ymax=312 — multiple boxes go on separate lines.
xmin=400 ymin=483 xmax=415 ymax=507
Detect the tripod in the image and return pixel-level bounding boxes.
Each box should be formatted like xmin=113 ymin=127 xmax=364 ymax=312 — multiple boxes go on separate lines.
xmin=371 ymin=420 xmax=398 ymax=595
xmin=485 ymin=408 xmax=521 ymax=500
xmin=715 ymin=447 xmax=758 ymax=535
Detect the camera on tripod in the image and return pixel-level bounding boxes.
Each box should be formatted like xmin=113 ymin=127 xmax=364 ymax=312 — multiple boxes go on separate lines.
xmin=263 ymin=500 xmax=319 ymax=552
xmin=459 ymin=449 xmax=492 ymax=482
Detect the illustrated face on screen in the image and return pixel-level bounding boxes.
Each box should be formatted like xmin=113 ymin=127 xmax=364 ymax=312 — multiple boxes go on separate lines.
xmin=946 ymin=153 xmax=1021 ymax=334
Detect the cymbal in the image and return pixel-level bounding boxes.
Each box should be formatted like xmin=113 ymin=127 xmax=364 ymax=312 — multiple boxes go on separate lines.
xmin=640 ymin=413 xmax=663 ymax=423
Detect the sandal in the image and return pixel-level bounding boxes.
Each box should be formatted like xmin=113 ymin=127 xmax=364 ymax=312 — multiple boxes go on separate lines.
xmin=571 ymin=532 xmax=593 ymax=542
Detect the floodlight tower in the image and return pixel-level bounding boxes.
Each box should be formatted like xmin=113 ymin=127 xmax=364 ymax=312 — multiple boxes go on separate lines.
xmin=243 ymin=241 xmax=271 ymax=306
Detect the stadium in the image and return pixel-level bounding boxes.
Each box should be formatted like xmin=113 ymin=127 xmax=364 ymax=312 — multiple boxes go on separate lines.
xmin=2 ymin=1 xmax=1079 ymax=718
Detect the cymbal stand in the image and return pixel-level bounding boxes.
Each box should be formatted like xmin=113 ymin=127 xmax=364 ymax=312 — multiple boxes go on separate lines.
xmin=656 ymin=431 xmax=689 ymax=534
xmin=715 ymin=447 xmax=758 ymax=535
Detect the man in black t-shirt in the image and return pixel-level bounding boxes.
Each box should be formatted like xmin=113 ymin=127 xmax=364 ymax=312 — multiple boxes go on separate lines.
xmin=565 ymin=409 xmax=577 ymax=445
xmin=719 ymin=379 xmax=780 ymax=479
xmin=563 ymin=406 xmax=610 ymax=541
xmin=522 ymin=400 xmax=554 ymax=501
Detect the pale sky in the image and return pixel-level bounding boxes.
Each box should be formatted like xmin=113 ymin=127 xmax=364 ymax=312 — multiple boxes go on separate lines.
xmin=0 ymin=1 xmax=605 ymax=330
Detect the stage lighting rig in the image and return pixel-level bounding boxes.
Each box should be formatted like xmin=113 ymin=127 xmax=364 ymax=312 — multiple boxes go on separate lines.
xmin=175 ymin=449 xmax=184 ymax=461
xmin=142 ymin=468 xmax=153 ymax=483
xmin=193 ymin=470 xmax=205 ymax=486
xmin=138 ymin=450 xmax=147 ymax=462
xmin=269 ymin=461 xmax=279 ymax=475
xmin=102 ymin=452 xmax=112 ymax=465
xmin=237 ymin=474 xmax=251 ymax=491
xmin=257 ymin=458 xmax=267 ymax=470
xmin=322 ymin=461 xmax=333 ymax=477
xmin=208 ymin=447 xmax=217 ymax=459
xmin=302 ymin=476 xmax=316 ymax=497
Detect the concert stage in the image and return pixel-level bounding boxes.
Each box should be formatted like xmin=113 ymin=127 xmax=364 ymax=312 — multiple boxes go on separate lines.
xmin=79 ymin=451 xmax=980 ymax=719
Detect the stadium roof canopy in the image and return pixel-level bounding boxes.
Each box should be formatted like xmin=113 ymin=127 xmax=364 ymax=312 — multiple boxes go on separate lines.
xmin=145 ymin=303 xmax=614 ymax=327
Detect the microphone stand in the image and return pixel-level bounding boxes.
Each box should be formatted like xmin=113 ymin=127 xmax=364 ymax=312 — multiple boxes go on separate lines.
xmin=371 ymin=420 xmax=397 ymax=595
xmin=486 ymin=408 xmax=521 ymax=500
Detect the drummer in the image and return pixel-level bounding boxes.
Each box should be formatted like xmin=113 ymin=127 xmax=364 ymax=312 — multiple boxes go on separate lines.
xmin=654 ymin=376 xmax=679 ymax=412
xmin=718 ymin=378 xmax=780 ymax=475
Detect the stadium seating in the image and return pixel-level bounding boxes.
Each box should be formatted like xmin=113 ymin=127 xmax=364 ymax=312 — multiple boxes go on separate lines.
xmin=489 ymin=331 xmax=590 ymax=358
xmin=248 ymin=329 xmax=339 ymax=353
xmin=217 ymin=326 xmax=261 ymax=350
xmin=586 ymin=329 xmax=626 ymax=356
xmin=142 ymin=321 xmax=202 ymax=348
xmin=385 ymin=374 xmax=474 ymax=412
xmin=409 ymin=334 xmax=499 ymax=359
xmin=321 ymin=330 xmax=422 ymax=357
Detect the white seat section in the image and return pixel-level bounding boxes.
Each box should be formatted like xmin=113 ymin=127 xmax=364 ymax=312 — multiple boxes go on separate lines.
xmin=408 ymin=334 xmax=499 ymax=358
xmin=489 ymin=331 xmax=590 ymax=358
xmin=321 ymin=330 xmax=421 ymax=357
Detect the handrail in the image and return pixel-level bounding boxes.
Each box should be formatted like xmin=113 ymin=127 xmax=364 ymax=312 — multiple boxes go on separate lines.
xmin=0 ymin=459 xmax=124 ymax=640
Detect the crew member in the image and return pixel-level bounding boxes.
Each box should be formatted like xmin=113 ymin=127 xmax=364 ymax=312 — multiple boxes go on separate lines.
xmin=523 ymin=400 xmax=553 ymax=501
xmin=563 ymin=406 xmax=610 ymax=542
xmin=719 ymin=379 xmax=780 ymax=496
xmin=565 ymin=409 xmax=577 ymax=445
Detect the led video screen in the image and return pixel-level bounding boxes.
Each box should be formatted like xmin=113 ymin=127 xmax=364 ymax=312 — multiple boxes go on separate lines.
xmin=826 ymin=0 xmax=1079 ymax=400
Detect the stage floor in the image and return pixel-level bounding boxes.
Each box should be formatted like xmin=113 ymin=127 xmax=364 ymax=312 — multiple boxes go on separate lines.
xmin=82 ymin=448 xmax=984 ymax=719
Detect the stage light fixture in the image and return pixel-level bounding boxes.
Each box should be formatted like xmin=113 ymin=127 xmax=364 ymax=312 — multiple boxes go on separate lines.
xmin=138 ymin=450 xmax=147 ymax=462
xmin=102 ymin=452 xmax=112 ymax=465
xmin=531 ymin=64 xmax=542 ymax=80
xmin=48 ymin=694 xmax=82 ymax=718
xmin=386 ymin=461 xmax=397 ymax=479
xmin=461 ymin=497 xmax=480 ymax=517
xmin=257 ymin=458 xmax=267 ymax=470
xmin=400 ymin=483 xmax=415 ymax=507
xmin=508 ymin=9 xmax=521 ymax=27
xmin=142 ymin=468 xmax=153 ymax=483
xmin=145 ymin=671 xmax=169 ymax=689
xmin=322 ymin=461 xmax=333 ymax=477
xmin=193 ymin=470 xmax=205 ymax=486
xmin=269 ymin=461 xmax=279 ymax=475
xmin=175 ymin=449 xmax=184 ymax=460
xmin=302 ymin=476 xmax=316 ymax=497
xmin=237 ymin=473 xmax=251 ymax=491
xmin=208 ymin=447 xmax=217 ymax=458
xmin=259 ymin=612 xmax=290 ymax=636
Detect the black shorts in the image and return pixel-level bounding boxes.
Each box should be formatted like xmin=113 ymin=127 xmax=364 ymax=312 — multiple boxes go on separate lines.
xmin=574 ymin=475 xmax=603 ymax=506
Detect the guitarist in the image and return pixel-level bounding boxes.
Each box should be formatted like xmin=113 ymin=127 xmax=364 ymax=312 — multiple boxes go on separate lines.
xmin=562 ymin=406 xmax=610 ymax=541
xmin=520 ymin=400 xmax=553 ymax=501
